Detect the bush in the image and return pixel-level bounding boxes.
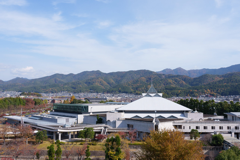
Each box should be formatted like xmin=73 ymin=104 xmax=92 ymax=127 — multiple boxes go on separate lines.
xmin=211 ymin=134 xmax=224 ymax=146
xmin=215 ymin=146 xmax=240 ymax=160
xmin=80 ymin=142 xmax=84 ymax=145
xmin=92 ymin=141 xmax=97 ymax=146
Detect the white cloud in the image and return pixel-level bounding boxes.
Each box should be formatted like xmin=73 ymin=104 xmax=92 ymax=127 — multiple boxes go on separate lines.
xmin=11 ymin=66 xmax=35 ymax=77
xmin=52 ymin=12 xmax=62 ymax=21
xmin=0 ymin=9 xmax=75 ymax=38
xmin=97 ymin=20 xmax=113 ymax=28
xmin=0 ymin=0 xmax=27 ymax=6
xmin=12 ymin=66 xmax=34 ymax=73
xmin=214 ymin=0 xmax=223 ymax=8
xmin=108 ymin=20 xmax=240 ymax=70
xmin=52 ymin=0 xmax=75 ymax=5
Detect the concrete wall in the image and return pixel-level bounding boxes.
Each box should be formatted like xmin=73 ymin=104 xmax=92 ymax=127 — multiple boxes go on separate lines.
xmin=185 ymin=112 xmax=203 ymax=121
xmin=158 ymin=121 xmax=174 ymax=130
xmin=106 ymin=113 xmax=124 ymax=121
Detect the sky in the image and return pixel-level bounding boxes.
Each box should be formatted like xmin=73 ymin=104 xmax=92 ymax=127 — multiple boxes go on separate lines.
xmin=0 ymin=0 xmax=240 ymax=81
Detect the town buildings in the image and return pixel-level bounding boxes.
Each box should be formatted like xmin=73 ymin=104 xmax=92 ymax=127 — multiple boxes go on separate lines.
xmin=4 ymin=84 xmax=240 ymax=144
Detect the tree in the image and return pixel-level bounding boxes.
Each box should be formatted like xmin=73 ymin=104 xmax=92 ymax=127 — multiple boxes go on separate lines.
xmin=75 ymin=143 xmax=88 ymax=160
xmin=78 ymin=130 xmax=85 ymax=138
xmin=63 ymin=145 xmax=74 ymax=160
xmin=47 ymin=144 xmax=55 ymax=160
xmin=21 ymin=125 xmax=34 ymax=144
xmin=201 ymin=134 xmax=212 ymax=146
xmin=125 ymin=148 xmax=131 ymax=160
xmin=211 ymin=134 xmax=224 ymax=146
xmin=70 ymin=96 xmax=75 ymax=103
xmin=96 ymin=115 xmax=103 ymax=124
xmin=35 ymin=130 xmax=48 ymax=143
xmin=7 ymin=141 xmax=27 ymax=159
xmin=78 ymin=128 xmax=95 ymax=140
xmin=128 ymin=129 xmax=137 ymax=143
xmin=118 ymin=132 xmax=126 ymax=139
xmin=215 ymin=146 xmax=240 ymax=160
xmin=190 ymin=129 xmax=200 ymax=140
xmin=135 ymin=129 xmax=205 ymax=160
xmin=55 ymin=140 xmax=62 ymax=160
xmin=0 ymin=123 xmax=11 ymax=145
xmin=105 ymin=135 xmax=124 ymax=160
xmin=85 ymin=145 xmax=91 ymax=160
xmin=27 ymin=145 xmax=42 ymax=160
xmin=85 ymin=128 xmax=95 ymax=140
xmin=64 ymin=99 xmax=70 ymax=104
xmin=12 ymin=124 xmax=19 ymax=142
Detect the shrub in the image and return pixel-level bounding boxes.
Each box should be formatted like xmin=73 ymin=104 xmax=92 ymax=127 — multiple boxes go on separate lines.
xmin=211 ymin=134 xmax=224 ymax=146
xmin=92 ymin=141 xmax=97 ymax=146
xmin=95 ymin=134 xmax=107 ymax=141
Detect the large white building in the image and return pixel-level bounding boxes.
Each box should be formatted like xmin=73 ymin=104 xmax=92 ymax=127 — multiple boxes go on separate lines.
xmin=4 ymin=84 xmax=240 ymax=142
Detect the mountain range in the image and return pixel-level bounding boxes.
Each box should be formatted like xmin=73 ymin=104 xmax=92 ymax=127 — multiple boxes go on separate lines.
xmin=1 ymin=67 xmax=240 ymax=97
xmin=1 ymin=64 xmax=240 ymax=97
xmin=157 ymin=64 xmax=240 ymax=78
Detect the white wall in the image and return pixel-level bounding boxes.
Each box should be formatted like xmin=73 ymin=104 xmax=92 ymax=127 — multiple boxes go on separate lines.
xmin=89 ymin=105 xmax=122 ymax=113
xmin=185 ymin=112 xmax=203 ymax=121
xmin=175 ymin=121 xmax=240 ymax=133
xmin=106 ymin=113 xmax=124 ymax=121
xmin=158 ymin=121 xmax=174 ymax=130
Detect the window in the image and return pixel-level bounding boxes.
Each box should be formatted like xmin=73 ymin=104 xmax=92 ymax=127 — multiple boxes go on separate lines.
xmin=204 ymin=126 xmax=208 ymax=130
xmin=227 ymin=126 xmax=231 ymax=130
xmin=219 ymin=126 xmax=223 ymax=130
xmin=196 ymin=126 xmax=200 ymax=129
xmin=127 ymin=124 xmax=134 ymax=130
xmin=235 ymin=126 xmax=239 ymax=130
xmin=183 ymin=126 xmax=185 ymax=129
xmin=189 ymin=126 xmax=191 ymax=129
xmin=211 ymin=126 xmax=215 ymax=130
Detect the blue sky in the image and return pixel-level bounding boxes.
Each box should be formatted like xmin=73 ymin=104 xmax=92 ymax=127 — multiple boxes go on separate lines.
xmin=0 ymin=0 xmax=240 ymax=81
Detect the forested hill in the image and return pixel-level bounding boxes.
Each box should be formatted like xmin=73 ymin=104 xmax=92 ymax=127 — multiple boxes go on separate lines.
xmin=1 ymin=70 xmax=240 ymax=97
xmin=158 ymin=64 xmax=240 ymax=78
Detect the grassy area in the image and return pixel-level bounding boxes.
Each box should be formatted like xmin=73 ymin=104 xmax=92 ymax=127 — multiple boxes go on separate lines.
xmin=128 ymin=141 xmax=144 ymax=145
xmin=37 ymin=141 xmax=105 ymax=151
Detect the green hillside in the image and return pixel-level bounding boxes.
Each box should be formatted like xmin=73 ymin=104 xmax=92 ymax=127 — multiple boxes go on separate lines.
xmin=1 ymin=70 xmax=240 ymax=97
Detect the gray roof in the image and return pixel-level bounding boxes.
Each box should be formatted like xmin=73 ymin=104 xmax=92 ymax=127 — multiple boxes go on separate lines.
xmin=225 ymin=112 xmax=240 ymax=117
xmin=117 ymin=96 xmax=191 ymax=112
xmin=4 ymin=116 xmax=65 ymax=126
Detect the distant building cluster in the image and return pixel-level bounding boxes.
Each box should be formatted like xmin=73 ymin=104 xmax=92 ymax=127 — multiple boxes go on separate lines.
xmin=2 ymin=91 xmax=240 ymax=104
xmin=168 ymin=94 xmax=240 ymax=104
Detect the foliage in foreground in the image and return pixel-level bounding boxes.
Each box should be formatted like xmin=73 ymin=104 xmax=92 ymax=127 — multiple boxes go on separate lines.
xmin=215 ymin=146 xmax=240 ymax=160
xmin=105 ymin=135 xmax=124 ymax=160
xmin=135 ymin=129 xmax=205 ymax=160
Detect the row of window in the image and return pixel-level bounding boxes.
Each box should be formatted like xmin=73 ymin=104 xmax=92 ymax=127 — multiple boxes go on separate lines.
xmin=183 ymin=126 xmax=239 ymax=130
